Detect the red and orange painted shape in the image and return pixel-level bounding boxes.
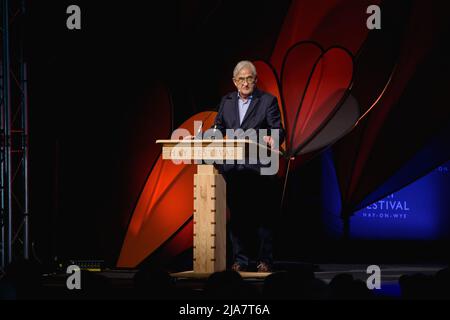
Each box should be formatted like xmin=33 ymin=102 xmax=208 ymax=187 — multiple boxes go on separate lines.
xmin=117 ymin=112 xmax=216 ymax=268
xmin=119 ymin=0 xmax=426 ymax=268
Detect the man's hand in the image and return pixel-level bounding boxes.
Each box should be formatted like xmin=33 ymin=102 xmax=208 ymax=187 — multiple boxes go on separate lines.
xmin=263 ymin=135 xmax=274 ymax=147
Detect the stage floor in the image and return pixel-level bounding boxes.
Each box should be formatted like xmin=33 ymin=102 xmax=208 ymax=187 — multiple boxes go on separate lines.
xmin=42 ymin=262 xmax=447 ymax=299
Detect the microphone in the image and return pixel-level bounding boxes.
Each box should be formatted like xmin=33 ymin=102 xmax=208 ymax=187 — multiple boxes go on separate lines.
xmin=213 ymin=117 xmax=223 ymax=131
xmin=212 ymin=118 xmax=223 ymax=140
xmin=195 ymin=122 xmax=203 ymax=139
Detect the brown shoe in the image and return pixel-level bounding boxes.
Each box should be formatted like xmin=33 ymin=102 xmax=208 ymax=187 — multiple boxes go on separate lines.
xmin=231 ymin=262 xmax=247 ymax=272
xmin=257 ymin=262 xmax=273 ymax=273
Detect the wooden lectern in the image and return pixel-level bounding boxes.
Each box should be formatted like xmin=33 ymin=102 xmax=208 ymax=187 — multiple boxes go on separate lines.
xmin=156 ymin=139 xmax=248 ymax=273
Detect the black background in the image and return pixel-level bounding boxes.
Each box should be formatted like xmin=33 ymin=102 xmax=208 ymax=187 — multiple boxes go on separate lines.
xmin=19 ymin=0 xmax=450 ymax=267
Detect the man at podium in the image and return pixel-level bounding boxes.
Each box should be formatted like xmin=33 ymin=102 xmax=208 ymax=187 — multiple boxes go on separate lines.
xmin=212 ymin=60 xmax=285 ymax=272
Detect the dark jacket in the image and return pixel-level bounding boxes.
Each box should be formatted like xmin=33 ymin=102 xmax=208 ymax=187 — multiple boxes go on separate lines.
xmin=213 ymin=88 xmax=285 ymax=173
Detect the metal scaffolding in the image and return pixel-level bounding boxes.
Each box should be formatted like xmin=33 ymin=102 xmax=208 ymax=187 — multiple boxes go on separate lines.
xmin=1 ymin=0 xmax=30 ymax=270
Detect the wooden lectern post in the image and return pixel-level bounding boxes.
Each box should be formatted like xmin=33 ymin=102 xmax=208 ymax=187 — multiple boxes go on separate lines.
xmin=193 ymin=165 xmax=226 ymax=273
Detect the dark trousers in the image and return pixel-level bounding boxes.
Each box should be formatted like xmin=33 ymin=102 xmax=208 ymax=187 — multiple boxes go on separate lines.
xmin=224 ymin=169 xmax=279 ymax=267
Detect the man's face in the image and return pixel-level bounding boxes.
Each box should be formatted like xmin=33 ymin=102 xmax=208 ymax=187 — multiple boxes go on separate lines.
xmin=233 ymin=67 xmax=257 ymax=98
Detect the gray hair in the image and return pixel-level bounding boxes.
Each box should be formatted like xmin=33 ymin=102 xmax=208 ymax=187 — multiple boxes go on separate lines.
xmin=233 ymin=60 xmax=257 ymax=78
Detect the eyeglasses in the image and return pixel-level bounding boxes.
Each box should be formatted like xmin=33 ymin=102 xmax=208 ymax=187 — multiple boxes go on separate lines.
xmin=234 ymin=76 xmax=256 ymax=84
